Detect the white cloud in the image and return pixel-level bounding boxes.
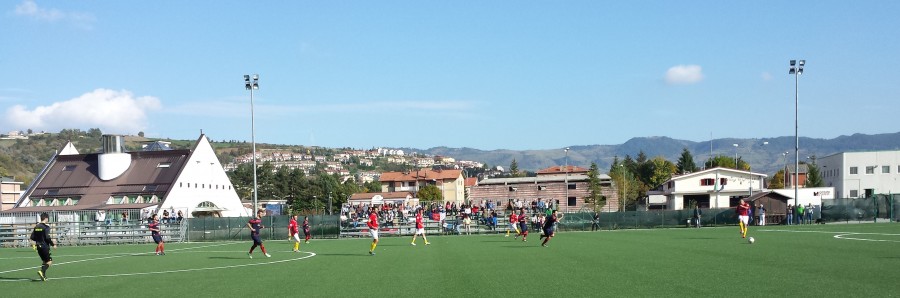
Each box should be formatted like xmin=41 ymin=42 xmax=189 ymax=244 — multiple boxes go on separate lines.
xmin=4 ymin=89 xmax=161 ymax=134
xmin=665 ymin=65 xmax=704 ymax=85
xmin=13 ymin=0 xmax=95 ymax=29
xmin=761 ymin=72 xmax=773 ymax=81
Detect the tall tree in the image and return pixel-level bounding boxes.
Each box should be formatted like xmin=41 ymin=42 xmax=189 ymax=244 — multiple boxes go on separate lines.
xmin=587 ymin=162 xmax=605 ymax=211
xmin=417 ymin=185 xmax=443 ymax=202
xmin=676 ymin=148 xmax=698 ymax=174
xmin=648 ymin=156 xmax=676 ymax=188
xmin=769 ymin=170 xmax=786 ymax=189
xmin=805 ymin=163 xmax=824 ymax=187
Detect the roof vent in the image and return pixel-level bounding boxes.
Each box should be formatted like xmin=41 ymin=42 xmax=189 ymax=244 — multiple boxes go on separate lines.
xmin=98 ymin=135 xmax=131 ymax=180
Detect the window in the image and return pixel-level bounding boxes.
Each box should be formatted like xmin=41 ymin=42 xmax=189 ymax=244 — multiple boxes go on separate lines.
xmin=865 ymin=166 xmax=876 ymax=174
xmin=45 ymin=189 xmax=59 ymax=195
xmin=144 ymin=185 xmax=158 ymax=191
xmin=157 ymin=162 xmax=171 ymax=168
xmin=508 ymin=186 xmax=517 ymax=192
xmin=849 ymin=167 xmax=858 ymax=174
xmin=850 ymin=190 xmax=858 ymax=197
xmin=63 ymin=165 xmax=76 ymax=171
xmin=568 ymin=183 xmax=577 ymax=190
xmin=567 ymin=197 xmax=577 ymax=207
xmin=700 ymin=178 xmax=715 ymax=186
xmin=537 ymin=185 xmax=547 ymax=191
xmin=720 ymin=178 xmax=728 ymax=185
xmin=883 ymin=166 xmax=890 ymax=174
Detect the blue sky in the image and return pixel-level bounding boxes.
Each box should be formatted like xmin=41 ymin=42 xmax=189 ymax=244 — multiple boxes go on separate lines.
xmin=2 ymin=1 xmax=899 ymax=150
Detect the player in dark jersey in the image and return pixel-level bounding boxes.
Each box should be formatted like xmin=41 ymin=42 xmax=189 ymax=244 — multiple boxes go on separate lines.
xmin=31 ymin=212 xmax=56 ymax=281
xmin=149 ymin=214 xmax=165 ymax=255
xmin=303 ymin=216 xmax=311 ymax=244
xmin=515 ymin=209 xmax=529 ymax=242
xmin=540 ymin=210 xmax=561 ymax=247
xmin=247 ymin=210 xmax=270 ymax=258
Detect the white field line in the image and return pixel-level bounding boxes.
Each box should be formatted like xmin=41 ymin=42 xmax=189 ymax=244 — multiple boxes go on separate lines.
xmin=757 ymin=229 xmax=900 ymax=242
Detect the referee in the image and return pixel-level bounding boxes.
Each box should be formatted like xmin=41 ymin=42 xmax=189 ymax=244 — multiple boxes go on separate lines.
xmin=30 ymin=212 xmax=56 ymax=281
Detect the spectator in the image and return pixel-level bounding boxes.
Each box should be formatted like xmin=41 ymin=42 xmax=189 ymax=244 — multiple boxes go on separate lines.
xmin=490 ymin=210 xmax=498 ymax=230
xmin=176 ymin=210 xmax=184 ymax=224
xmin=758 ymin=204 xmax=766 ymax=226
xmin=462 ymin=213 xmax=471 ymax=235
xmin=806 ymin=203 xmax=814 ymax=224
xmin=95 ymin=210 xmax=107 ymax=225
xmin=786 ymin=204 xmax=793 ymax=225
xmin=693 ymin=206 xmax=702 ymax=228
xmin=796 ymin=204 xmax=804 ymax=225
xmin=592 ymin=211 xmax=602 ymax=231
xmin=121 ymin=212 xmax=129 ymax=224
xmin=162 ymin=210 xmax=170 ymax=224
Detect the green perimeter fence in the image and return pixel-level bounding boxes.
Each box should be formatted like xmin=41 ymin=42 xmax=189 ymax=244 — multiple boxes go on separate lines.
xmin=2 ymin=196 xmax=896 ymax=245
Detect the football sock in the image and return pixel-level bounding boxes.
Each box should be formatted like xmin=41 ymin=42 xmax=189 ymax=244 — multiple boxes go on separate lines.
xmin=370 ymin=242 xmax=377 ymax=252
xmin=294 ymin=242 xmax=299 ymax=251
xmin=250 ymin=244 xmax=257 ymax=254
xmin=41 ymin=264 xmax=48 ymax=275
xmin=260 ymin=245 xmax=267 ymax=254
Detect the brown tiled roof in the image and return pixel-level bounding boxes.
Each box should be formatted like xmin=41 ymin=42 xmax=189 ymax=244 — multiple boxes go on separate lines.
xmin=349 ymin=192 xmax=412 ymax=200
xmin=378 ymin=169 xmax=462 ymax=182
xmin=536 ymin=165 xmax=589 ymax=174
xmin=464 ymin=177 xmax=478 ymax=187
xmin=17 ymin=150 xmax=190 ymax=210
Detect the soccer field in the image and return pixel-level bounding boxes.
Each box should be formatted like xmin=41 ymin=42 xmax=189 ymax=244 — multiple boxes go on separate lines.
xmin=2 ymin=223 xmax=898 ymax=297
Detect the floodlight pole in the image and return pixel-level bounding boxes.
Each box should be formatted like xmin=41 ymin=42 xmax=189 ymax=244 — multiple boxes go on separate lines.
xmin=789 ymin=60 xmax=804 ymax=208
xmin=565 ymin=147 xmax=570 ymax=212
xmin=245 ymin=74 xmax=260 ymax=215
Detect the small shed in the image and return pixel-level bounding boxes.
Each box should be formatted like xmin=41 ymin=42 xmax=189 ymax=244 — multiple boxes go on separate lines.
xmin=747 ymin=191 xmax=792 ymax=224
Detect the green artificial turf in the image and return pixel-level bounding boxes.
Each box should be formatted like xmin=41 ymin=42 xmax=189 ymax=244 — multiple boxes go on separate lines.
xmin=2 ymin=223 xmax=898 ymax=297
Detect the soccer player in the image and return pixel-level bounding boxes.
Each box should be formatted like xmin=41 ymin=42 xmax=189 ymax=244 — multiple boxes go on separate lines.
xmin=540 ymin=210 xmax=560 ymax=247
xmin=303 ymin=216 xmax=311 ymax=244
xmin=31 ymin=212 xmax=56 ymax=281
xmin=149 ymin=214 xmax=165 ymax=255
xmin=411 ymin=208 xmax=430 ymax=246
xmin=515 ymin=209 xmax=529 ymax=242
xmin=367 ymin=207 xmax=379 ymax=255
xmin=505 ymin=211 xmax=519 ymax=237
xmin=247 ymin=210 xmax=270 ymax=258
xmin=288 ymin=215 xmax=301 ymax=252
xmin=736 ymin=199 xmax=751 ymax=238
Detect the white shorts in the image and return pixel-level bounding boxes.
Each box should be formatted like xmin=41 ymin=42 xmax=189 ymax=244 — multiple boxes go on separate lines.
xmin=510 ymin=223 xmax=517 ymax=230
xmin=415 ymin=228 xmax=425 ymax=235
xmin=369 ymin=229 xmax=379 ymax=240
xmin=292 ymin=233 xmax=301 ymax=242
xmin=739 ymin=215 xmax=749 ymax=225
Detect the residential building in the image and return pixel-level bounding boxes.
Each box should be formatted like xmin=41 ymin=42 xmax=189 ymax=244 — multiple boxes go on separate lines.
xmin=468 ymin=165 xmax=617 ymax=212
xmin=379 ymin=169 xmax=465 ymax=203
xmin=1 ymin=177 xmax=24 ymax=211
xmin=818 ymin=150 xmax=900 ymax=198
xmin=647 ymin=167 xmax=768 ymax=210
xmin=784 ymin=164 xmax=808 ymax=189
xmin=6 ymin=134 xmax=248 ymax=218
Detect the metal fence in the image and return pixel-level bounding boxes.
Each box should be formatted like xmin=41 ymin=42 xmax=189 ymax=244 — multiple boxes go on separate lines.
xmin=0 ymin=209 xmax=187 ymax=248
xmin=187 ymin=215 xmax=341 ymax=242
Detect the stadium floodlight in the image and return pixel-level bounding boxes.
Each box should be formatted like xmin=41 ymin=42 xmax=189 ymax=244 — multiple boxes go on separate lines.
xmin=245 ymin=74 xmax=260 ymax=214
xmin=789 ymin=60 xmax=805 ymax=208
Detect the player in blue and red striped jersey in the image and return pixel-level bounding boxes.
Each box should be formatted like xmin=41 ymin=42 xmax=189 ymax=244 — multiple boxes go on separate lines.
xmin=410 ymin=208 xmax=430 ymax=246
xmin=515 ymin=209 xmax=529 ymax=242
xmin=540 ymin=210 xmax=562 ymax=247
xmin=247 ymin=210 xmax=270 ymax=258
xmin=367 ymin=207 xmax=379 ymax=255
xmin=506 ymin=212 xmax=519 ymax=237
xmin=302 ymin=216 xmax=311 ymax=244
xmin=288 ymin=215 xmax=301 ymax=252
xmin=149 ymin=214 xmax=165 ymax=255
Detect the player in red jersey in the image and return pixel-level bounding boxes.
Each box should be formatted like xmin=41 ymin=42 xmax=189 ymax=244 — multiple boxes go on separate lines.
xmin=411 ymin=209 xmax=430 ymax=246
xmin=149 ymin=214 xmax=165 ymax=255
xmin=515 ymin=209 xmax=529 ymax=242
xmin=288 ymin=215 xmax=301 ymax=252
xmin=247 ymin=210 xmax=270 ymax=258
xmin=736 ymin=199 xmax=751 ymax=238
xmin=367 ymin=207 xmax=379 ymax=255
xmin=505 ymin=212 xmax=520 ymax=237
xmin=303 ymin=216 xmax=311 ymax=244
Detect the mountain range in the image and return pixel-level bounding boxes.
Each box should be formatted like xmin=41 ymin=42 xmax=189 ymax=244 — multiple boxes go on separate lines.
xmin=408 ymin=132 xmax=900 ymax=175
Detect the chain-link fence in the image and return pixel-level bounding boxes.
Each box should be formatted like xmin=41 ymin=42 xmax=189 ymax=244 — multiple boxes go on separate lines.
xmin=186 ymin=215 xmax=341 ymax=242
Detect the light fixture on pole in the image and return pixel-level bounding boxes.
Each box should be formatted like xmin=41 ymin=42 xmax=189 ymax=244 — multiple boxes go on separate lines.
xmin=564 ymin=147 xmax=570 ymax=212
xmin=789 ymin=60 xmax=805 ymax=207
xmin=733 ymin=144 xmax=739 ymax=169
xmin=619 ymin=164 xmax=627 ymax=212
xmin=244 ymin=74 xmax=260 ymax=215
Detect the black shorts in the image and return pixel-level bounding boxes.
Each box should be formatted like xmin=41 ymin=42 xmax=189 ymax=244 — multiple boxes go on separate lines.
xmin=519 ymin=222 xmax=528 ymax=232
xmin=152 ymin=234 xmax=163 ymax=244
xmin=36 ymin=243 xmax=52 ymax=263
xmin=543 ymin=227 xmax=555 ymax=236
xmin=303 ymin=229 xmax=310 ymax=236
xmin=251 ymin=234 xmax=262 ymax=245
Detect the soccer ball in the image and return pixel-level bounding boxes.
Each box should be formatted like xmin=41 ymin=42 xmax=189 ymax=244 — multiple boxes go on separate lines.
xmin=748 ymin=237 xmax=755 ymax=244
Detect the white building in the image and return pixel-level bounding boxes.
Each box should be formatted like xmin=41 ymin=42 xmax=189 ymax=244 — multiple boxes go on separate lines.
xmin=818 ymin=150 xmax=900 ymax=198
xmin=647 ymin=167 xmax=767 ymax=210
